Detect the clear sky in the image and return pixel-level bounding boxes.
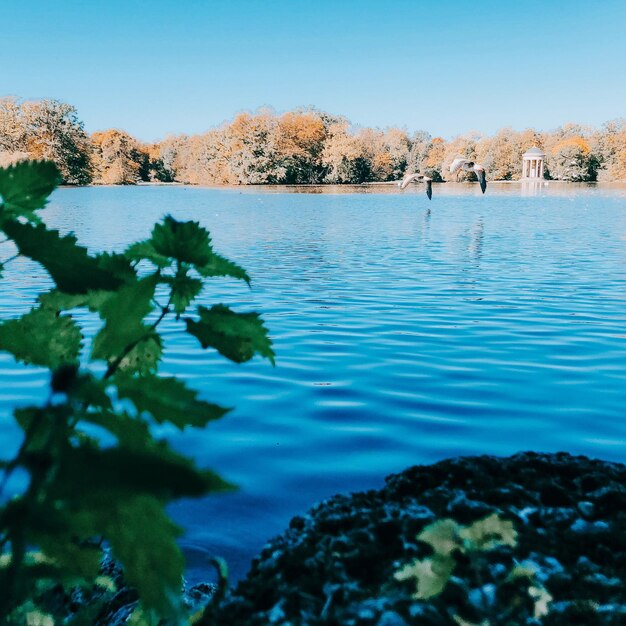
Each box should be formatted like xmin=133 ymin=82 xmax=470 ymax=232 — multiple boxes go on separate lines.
xmin=2 ymin=0 xmax=625 ymax=141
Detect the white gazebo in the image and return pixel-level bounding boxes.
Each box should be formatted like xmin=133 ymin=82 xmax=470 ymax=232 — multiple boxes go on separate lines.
xmin=522 ymin=146 xmax=545 ymax=179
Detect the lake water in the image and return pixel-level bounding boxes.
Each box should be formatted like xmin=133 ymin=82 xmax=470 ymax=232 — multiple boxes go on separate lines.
xmin=1 ymin=182 xmax=626 ymax=583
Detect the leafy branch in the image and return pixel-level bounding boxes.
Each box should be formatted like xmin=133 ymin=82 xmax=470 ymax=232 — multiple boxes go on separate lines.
xmin=0 ymin=160 xmax=274 ymax=623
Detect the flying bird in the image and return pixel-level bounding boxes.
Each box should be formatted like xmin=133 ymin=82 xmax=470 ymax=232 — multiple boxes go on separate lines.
xmin=449 ymin=158 xmax=487 ymax=194
xmin=399 ymin=173 xmax=433 ymax=200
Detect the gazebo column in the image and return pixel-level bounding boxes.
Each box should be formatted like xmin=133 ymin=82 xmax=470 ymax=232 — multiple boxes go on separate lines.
xmin=522 ymin=148 xmax=546 ymax=180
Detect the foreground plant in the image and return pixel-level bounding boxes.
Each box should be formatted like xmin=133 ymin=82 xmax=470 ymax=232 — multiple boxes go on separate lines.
xmin=0 ymin=161 xmax=274 ymax=623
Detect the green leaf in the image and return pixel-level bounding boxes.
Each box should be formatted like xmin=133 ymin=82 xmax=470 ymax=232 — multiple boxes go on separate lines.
xmin=0 ymin=160 xmax=61 ymax=222
xmin=39 ymin=288 xmax=116 ymax=313
xmin=67 ymin=374 xmax=112 ymax=409
xmin=458 ymin=513 xmax=517 ymax=551
xmin=417 ymin=519 xmax=462 ymax=557
xmin=151 ymin=216 xmax=213 ymax=266
xmin=115 ymin=373 xmax=229 ymax=430
xmin=105 ymin=495 xmax=185 ymax=617
xmin=79 ymin=409 xmax=151 ymax=449
xmin=14 ymin=406 xmax=64 ymax=452
xmin=186 ymin=304 xmax=275 ymax=365
xmin=0 ymin=307 xmax=82 ymax=368
xmin=35 ymin=535 xmax=101 ymax=581
xmin=394 ymin=554 xmax=455 ymax=600
xmin=196 ymin=251 xmax=250 ymax=285
xmin=2 ymin=221 xmax=124 ymax=294
xmin=125 ymin=240 xmax=171 ymax=269
xmin=117 ymin=335 xmax=163 ymax=374
xmin=130 ymin=216 xmax=250 ymax=284
xmin=95 ymin=252 xmax=137 ymax=285
xmin=45 ymin=443 xmax=230 ymax=501
xmin=163 ymin=274 xmax=203 ymax=314
xmin=92 ymin=275 xmax=158 ymax=363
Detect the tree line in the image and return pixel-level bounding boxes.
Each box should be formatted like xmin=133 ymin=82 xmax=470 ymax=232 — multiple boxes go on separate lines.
xmin=1 ymin=97 xmax=625 ymax=185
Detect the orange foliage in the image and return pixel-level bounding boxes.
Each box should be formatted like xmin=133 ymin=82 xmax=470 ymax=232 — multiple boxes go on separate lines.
xmin=553 ymin=136 xmax=590 ymax=155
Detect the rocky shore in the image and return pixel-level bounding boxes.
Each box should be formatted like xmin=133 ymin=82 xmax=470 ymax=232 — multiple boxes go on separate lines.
xmin=204 ymin=452 xmax=626 ymax=625
xmin=37 ymin=452 xmax=626 ymax=624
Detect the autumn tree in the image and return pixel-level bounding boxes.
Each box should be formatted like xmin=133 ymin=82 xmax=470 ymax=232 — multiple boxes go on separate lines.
xmin=405 ymin=130 xmax=432 ymax=175
xmin=219 ymin=111 xmax=286 ymax=184
xmin=592 ymin=119 xmax=626 ymax=181
xmin=421 ymin=137 xmax=446 ymax=181
xmin=91 ymin=129 xmax=147 ymax=185
xmin=0 ymin=97 xmax=27 ymax=155
xmin=0 ymin=98 xmax=92 ymax=184
xmin=320 ymin=121 xmax=371 ymax=183
xmin=276 ymin=110 xmax=327 ymax=183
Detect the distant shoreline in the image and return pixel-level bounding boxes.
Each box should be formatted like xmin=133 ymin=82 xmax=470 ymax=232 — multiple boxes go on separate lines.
xmin=60 ymin=180 xmax=626 ymax=191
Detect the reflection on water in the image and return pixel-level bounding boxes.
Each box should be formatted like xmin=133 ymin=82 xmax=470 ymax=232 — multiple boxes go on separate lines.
xmin=2 ymin=183 xmax=626 ymax=583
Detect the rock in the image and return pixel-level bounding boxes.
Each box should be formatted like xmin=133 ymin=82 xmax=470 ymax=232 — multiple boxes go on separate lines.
xmin=204 ymin=452 xmax=626 ymax=626
xmin=577 ymin=500 xmax=595 ymax=518
xmin=377 ymin=610 xmax=408 ymax=626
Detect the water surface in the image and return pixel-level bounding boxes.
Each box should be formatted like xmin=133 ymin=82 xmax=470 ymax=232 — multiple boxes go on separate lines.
xmin=1 ymin=182 xmax=626 ymax=582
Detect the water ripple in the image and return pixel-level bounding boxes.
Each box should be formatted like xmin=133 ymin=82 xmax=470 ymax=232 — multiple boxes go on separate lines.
xmin=1 ymin=183 xmax=626 ymax=582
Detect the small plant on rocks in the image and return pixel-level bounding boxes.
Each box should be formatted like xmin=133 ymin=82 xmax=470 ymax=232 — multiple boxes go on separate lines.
xmin=395 ymin=513 xmax=552 ymax=624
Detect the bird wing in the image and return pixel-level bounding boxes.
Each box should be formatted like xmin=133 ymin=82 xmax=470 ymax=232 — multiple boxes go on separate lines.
xmin=477 ymin=168 xmax=487 ymax=194
xmin=449 ymin=158 xmax=469 ymax=173
xmin=400 ymin=173 xmax=422 ymax=190
xmin=425 ymin=178 xmax=433 ymax=200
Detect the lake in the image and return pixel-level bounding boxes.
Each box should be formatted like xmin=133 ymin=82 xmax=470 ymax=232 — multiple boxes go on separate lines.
xmin=1 ymin=182 xmax=626 ymax=584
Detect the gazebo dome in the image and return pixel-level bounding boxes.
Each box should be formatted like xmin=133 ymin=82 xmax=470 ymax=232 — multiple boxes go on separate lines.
xmin=523 ymin=146 xmax=545 ymax=157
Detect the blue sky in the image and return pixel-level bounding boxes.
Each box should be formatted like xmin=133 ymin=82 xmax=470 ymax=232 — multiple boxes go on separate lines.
xmin=2 ymin=0 xmax=625 ymax=141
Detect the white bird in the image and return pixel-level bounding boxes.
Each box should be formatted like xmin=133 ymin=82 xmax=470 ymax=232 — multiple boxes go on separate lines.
xmin=398 ymin=173 xmax=433 ymax=200
xmin=449 ymin=158 xmax=487 ymax=194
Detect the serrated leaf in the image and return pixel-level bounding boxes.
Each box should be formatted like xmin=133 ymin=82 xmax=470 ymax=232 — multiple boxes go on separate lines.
xmin=163 ymin=274 xmax=203 ymax=314
xmin=196 ymin=252 xmax=250 ymax=285
xmin=186 ymin=304 xmax=275 ymax=365
xmin=0 ymin=160 xmax=61 ymax=222
xmin=95 ymin=252 xmax=137 ymax=285
xmin=79 ymin=410 xmax=151 ymax=449
xmin=91 ymin=275 xmax=158 ymax=363
xmin=394 ymin=554 xmax=455 ymax=600
xmin=151 ymin=215 xmax=213 ymax=266
xmin=3 ymin=221 xmax=124 ymax=294
xmin=417 ymin=519 xmax=462 ymax=557
xmin=133 ymin=216 xmax=250 ymax=284
xmin=459 ymin=513 xmax=517 ymax=551
xmin=39 ymin=288 xmax=116 ymax=313
xmin=118 ymin=335 xmax=163 ymax=374
xmin=115 ymin=374 xmax=229 ymax=429
xmin=125 ymin=239 xmax=171 ymax=269
xmin=0 ymin=307 xmax=82 ymax=368
xmin=45 ymin=444 xmax=230 ymax=501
